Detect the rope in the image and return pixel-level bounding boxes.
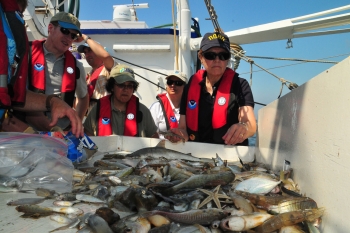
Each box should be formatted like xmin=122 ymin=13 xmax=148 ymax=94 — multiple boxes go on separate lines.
xmin=247 ymin=55 xmax=339 ymax=64
xmin=204 ymin=0 xmax=222 ymax=33
xmin=171 ymin=0 xmax=179 ymax=70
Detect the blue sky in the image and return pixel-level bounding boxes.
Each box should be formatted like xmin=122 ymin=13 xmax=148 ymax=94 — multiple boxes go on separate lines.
xmin=79 ymin=0 xmax=350 ymax=115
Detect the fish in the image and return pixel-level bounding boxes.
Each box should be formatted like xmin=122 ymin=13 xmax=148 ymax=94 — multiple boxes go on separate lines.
xmin=142 ymin=208 xmax=230 ymax=225
xmin=234 ymin=177 xmax=281 ymax=194
xmin=49 ymin=217 xmax=80 ymax=233
xmin=159 ymin=131 xmax=186 ymax=143
xmin=164 ymin=171 xmax=235 ymax=195
xmin=87 ymin=214 xmax=114 ymax=233
xmin=219 ymin=212 xmax=273 ymax=231
xmin=7 ymin=197 xmax=46 ymax=206
xmin=254 ymin=208 xmax=325 ymax=233
xmin=15 ymin=204 xmax=54 ymax=218
xmin=127 ymin=140 xmax=213 ymax=163
xmin=111 ymin=215 xmax=151 ymax=233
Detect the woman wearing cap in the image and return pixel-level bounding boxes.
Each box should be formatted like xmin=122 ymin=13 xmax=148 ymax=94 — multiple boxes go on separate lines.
xmin=149 ymin=71 xmax=187 ymax=134
xmin=167 ymin=32 xmax=256 ymax=145
xmin=84 ymin=64 xmax=158 ymax=138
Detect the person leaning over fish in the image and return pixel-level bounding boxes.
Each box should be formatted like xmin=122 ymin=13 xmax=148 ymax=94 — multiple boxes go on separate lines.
xmin=166 ymin=32 xmax=257 ymax=145
xmin=0 ymin=1 xmax=83 ymax=137
xmin=83 ymin=64 xmax=158 ymax=138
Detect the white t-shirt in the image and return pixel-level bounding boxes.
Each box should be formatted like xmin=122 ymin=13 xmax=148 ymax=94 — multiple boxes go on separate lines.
xmin=149 ymin=93 xmax=180 ymax=134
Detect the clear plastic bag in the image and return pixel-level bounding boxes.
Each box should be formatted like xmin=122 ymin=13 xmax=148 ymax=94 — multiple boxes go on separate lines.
xmin=0 ymin=132 xmax=73 ymax=193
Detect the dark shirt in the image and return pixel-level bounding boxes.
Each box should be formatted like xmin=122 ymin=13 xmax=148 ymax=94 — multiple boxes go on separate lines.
xmin=180 ymin=71 xmax=254 ymax=143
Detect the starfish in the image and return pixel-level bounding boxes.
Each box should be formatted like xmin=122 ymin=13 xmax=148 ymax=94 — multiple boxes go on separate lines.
xmin=197 ymin=185 xmax=231 ymax=209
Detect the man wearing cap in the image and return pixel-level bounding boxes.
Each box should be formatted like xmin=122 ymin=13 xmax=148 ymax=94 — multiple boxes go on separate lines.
xmin=149 ymin=70 xmax=187 ymax=134
xmin=2 ymin=12 xmax=88 ymax=132
xmin=77 ymin=36 xmax=117 ymax=114
xmin=84 ymin=64 xmax=158 ymax=138
xmin=166 ymin=32 xmax=257 ymax=145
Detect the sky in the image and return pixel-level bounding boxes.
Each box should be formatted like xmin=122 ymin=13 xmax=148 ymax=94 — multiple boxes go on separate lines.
xmin=79 ymin=0 xmax=350 ymax=116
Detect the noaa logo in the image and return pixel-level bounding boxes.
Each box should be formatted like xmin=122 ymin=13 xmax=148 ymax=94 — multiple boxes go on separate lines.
xmin=67 ymin=67 xmax=74 ymax=74
xmin=34 ymin=63 xmax=44 ymax=71
xmin=102 ymin=117 xmax=110 ymax=125
xmin=127 ymin=113 xmax=134 ymax=120
xmin=188 ymin=100 xmax=197 ymax=110
xmin=218 ymin=97 xmax=226 ymax=106
xmin=170 ymin=116 xmax=177 ymax=122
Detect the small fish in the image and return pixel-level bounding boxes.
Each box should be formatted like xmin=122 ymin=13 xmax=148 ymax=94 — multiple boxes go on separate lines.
xmin=49 ymin=217 xmax=80 ymax=233
xmin=159 ymin=131 xmax=186 ymax=142
xmin=76 ymin=194 xmax=105 ymax=203
xmin=143 ymin=208 xmax=229 ymax=225
xmin=15 ymin=204 xmax=54 ymax=218
xmin=7 ymin=198 xmax=46 ymax=206
xmin=220 ymin=212 xmax=273 ymax=231
xmin=87 ymin=214 xmax=114 ymax=233
xmin=234 ymin=177 xmax=281 ymax=194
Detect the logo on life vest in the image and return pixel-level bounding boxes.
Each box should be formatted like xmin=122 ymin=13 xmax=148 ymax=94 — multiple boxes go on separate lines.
xmin=188 ymin=100 xmax=197 ymax=110
xmin=67 ymin=67 xmax=74 ymax=74
xmin=170 ymin=116 xmax=177 ymax=122
xmin=127 ymin=113 xmax=134 ymax=120
xmin=34 ymin=63 xmax=44 ymax=71
xmin=102 ymin=117 xmax=110 ymax=125
xmin=218 ymin=97 xmax=226 ymax=106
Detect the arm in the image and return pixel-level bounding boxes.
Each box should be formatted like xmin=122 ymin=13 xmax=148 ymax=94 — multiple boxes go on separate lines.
xmin=222 ymin=106 xmax=257 ymax=145
xmin=12 ymin=91 xmax=84 ymax=137
xmin=75 ymin=93 xmax=89 ymax=120
xmin=82 ymin=34 xmax=116 ymax=71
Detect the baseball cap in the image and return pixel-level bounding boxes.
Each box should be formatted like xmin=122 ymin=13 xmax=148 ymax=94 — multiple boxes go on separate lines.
xmin=110 ymin=64 xmax=139 ymax=85
xmin=200 ymin=32 xmax=230 ymax=53
xmin=51 ymin=12 xmax=81 ymax=35
xmin=165 ymin=70 xmax=187 ymax=83
xmin=77 ymin=41 xmax=102 ymax=53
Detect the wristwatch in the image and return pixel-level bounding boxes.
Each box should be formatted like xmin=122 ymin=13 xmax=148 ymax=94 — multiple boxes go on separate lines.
xmin=46 ymin=94 xmax=60 ymax=111
xmin=83 ymin=36 xmax=91 ymax=44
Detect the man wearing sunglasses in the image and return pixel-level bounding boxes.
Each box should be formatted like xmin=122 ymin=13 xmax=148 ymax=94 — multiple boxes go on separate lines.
xmin=150 ymin=70 xmax=187 ymax=135
xmin=166 ymin=32 xmax=257 ymax=145
xmin=3 ymin=12 xmax=89 ymax=133
xmin=84 ymin=64 xmax=158 ymax=138
xmin=77 ymin=38 xmax=118 ymax=115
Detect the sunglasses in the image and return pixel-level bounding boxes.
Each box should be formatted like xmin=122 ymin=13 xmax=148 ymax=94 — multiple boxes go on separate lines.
xmin=167 ymin=79 xmax=185 ymax=86
xmin=59 ymin=26 xmax=79 ymax=40
xmin=115 ymin=83 xmax=136 ymax=90
xmin=203 ymin=52 xmax=231 ymax=61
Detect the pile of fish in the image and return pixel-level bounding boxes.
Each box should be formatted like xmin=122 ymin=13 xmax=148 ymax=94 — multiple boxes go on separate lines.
xmin=4 ymin=141 xmax=324 ymax=233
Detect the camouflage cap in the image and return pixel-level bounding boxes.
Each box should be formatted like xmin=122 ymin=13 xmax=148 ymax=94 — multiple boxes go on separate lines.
xmin=51 ymin=12 xmax=81 ymax=35
xmin=110 ymin=64 xmax=139 ymax=85
xmin=166 ymin=70 xmax=187 ymax=83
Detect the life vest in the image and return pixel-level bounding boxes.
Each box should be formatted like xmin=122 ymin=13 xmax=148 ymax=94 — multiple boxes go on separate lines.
xmin=0 ymin=1 xmax=27 ymax=106
xmin=28 ymin=40 xmax=77 ymax=107
xmin=186 ymin=68 xmax=235 ymax=142
xmin=156 ymin=93 xmax=178 ymax=130
xmin=97 ymin=95 xmax=139 ymax=136
xmin=87 ymin=65 xmax=104 ymax=99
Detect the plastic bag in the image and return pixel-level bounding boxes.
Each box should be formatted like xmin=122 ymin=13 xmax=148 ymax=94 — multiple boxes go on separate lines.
xmin=0 ymin=132 xmax=73 ymax=193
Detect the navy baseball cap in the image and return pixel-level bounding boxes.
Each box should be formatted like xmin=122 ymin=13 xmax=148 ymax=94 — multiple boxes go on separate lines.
xmin=200 ymin=32 xmax=230 ymax=52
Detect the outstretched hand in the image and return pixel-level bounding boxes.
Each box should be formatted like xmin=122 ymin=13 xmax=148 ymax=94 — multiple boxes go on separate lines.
xmin=222 ymin=123 xmax=247 ymax=145
xmin=49 ymin=97 xmax=84 ymax=138
xmin=164 ymin=128 xmax=189 ymax=143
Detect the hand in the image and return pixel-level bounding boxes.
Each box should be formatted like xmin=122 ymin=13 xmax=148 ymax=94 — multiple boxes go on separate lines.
xmin=164 ymin=128 xmax=188 ymax=143
xmin=48 ymin=97 xmax=84 ymax=138
xmin=0 ymin=87 xmax=11 ymax=108
xmin=74 ymin=34 xmax=85 ymax=43
xmin=222 ymin=123 xmax=247 ymax=145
